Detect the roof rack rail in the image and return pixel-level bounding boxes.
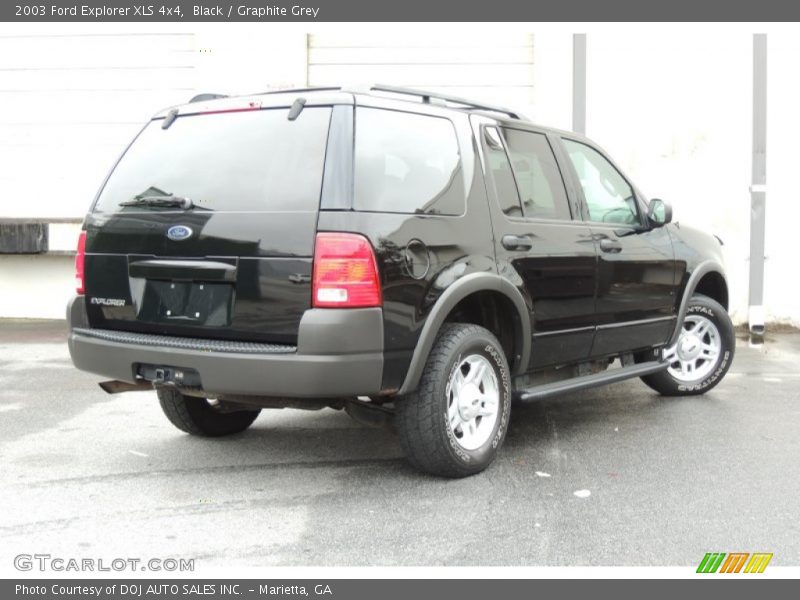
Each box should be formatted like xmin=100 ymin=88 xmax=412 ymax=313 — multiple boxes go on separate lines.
xmin=189 ymin=93 xmax=228 ymax=103
xmin=368 ymin=84 xmax=526 ymax=120
xmin=206 ymin=84 xmax=526 ymax=119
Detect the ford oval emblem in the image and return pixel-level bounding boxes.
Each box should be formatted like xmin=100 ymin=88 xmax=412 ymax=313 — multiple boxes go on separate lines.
xmin=167 ymin=225 xmax=193 ymax=241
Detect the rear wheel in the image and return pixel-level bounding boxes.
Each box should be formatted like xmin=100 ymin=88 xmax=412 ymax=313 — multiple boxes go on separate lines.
xmin=395 ymin=323 xmax=512 ymax=478
xmin=641 ymin=294 xmax=735 ymax=396
xmin=157 ymin=387 xmax=261 ymax=436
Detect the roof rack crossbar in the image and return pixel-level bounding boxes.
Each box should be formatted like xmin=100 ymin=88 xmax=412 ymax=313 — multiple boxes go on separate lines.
xmin=368 ymin=84 xmax=524 ymax=120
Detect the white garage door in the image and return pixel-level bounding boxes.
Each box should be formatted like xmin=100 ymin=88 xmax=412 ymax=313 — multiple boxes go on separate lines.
xmin=308 ymin=33 xmax=534 ymax=115
xmin=0 ymin=28 xmax=196 ymax=219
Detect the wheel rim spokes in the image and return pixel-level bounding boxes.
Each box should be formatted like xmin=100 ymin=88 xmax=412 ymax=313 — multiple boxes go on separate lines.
xmin=663 ymin=314 xmax=722 ymax=382
xmin=446 ymin=354 xmax=500 ymax=451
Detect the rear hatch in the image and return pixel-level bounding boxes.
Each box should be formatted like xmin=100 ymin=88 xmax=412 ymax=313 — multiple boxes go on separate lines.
xmin=83 ymin=97 xmax=335 ymax=344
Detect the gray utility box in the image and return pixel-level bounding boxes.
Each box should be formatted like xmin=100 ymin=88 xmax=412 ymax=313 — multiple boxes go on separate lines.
xmin=0 ymin=223 xmax=49 ymax=254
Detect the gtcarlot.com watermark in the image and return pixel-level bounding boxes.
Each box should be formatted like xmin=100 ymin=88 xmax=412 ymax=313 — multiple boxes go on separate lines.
xmin=14 ymin=554 xmax=195 ymax=572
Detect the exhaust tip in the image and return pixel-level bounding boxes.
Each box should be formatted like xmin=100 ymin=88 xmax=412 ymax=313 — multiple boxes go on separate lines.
xmin=98 ymin=380 xmax=153 ymax=394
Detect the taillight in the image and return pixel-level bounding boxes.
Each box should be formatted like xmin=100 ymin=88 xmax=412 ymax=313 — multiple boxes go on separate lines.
xmin=75 ymin=231 xmax=86 ymax=294
xmin=312 ymin=232 xmax=382 ymax=308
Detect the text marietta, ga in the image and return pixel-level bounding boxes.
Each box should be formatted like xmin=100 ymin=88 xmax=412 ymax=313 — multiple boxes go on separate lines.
xmin=16 ymin=584 xmax=333 ymax=596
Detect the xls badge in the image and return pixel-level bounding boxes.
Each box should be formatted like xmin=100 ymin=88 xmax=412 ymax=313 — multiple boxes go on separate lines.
xmin=167 ymin=225 xmax=193 ymax=241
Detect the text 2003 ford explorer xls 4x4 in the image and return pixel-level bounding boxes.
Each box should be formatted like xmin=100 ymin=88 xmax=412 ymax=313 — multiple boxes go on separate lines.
xmin=68 ymin=85 xmax=735 ymax=477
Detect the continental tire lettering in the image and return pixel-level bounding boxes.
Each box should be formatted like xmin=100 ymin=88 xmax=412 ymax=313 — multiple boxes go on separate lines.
xmin=444 ymin=354 xmax=471 ymax=463
xmin=677 ymin=349 xmax=730 ymax=392
xmin=675 ymin=304 xmax=729 ymax=392
xmin=485 ymin=344 xmax=510 ymax=450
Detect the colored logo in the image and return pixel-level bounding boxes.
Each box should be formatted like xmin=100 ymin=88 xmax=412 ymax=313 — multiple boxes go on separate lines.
xmin=697 ymin=552 xmax=773 ymax=573
xmin=167 ymin=225 xmax=193 ymax=241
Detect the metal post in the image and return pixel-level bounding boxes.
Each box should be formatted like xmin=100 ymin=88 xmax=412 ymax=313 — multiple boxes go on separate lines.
xmin=749 ymin=34 xmax=767 ymax=338
xmin=572 ymin=34 xmax=587 ymax=135
xmin=305 ymin=33 xmax=311 ymax=87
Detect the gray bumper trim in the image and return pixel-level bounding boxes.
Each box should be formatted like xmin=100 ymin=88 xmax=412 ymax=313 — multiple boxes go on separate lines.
xmin=67 ymin=296 xmax=384 ymax=398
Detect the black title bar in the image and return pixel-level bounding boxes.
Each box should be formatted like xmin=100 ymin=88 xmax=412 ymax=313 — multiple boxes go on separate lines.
xmin=3 ymin=578 xmax=794 ymax=600
xmin=4 ymin=0 xmax=800 ymax=22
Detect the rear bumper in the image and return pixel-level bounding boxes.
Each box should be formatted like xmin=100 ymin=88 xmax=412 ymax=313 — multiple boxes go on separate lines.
xmin=67 ymin=296 xmax=383 ymax=398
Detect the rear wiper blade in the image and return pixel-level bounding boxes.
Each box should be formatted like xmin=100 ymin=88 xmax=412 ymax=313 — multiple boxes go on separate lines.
xmin=119 ymin=195 xmax=194 ymax=209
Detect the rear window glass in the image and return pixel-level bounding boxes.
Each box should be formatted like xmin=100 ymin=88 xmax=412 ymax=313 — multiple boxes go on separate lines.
xmin=354 ymin=107 xmax=464 ymax=215
xmin=94 ymin=107 xmax=332 ymax=213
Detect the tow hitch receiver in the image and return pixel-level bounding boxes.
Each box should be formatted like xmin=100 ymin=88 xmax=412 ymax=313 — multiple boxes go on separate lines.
xmin=137 ymin=364 xmax=202 ymax=388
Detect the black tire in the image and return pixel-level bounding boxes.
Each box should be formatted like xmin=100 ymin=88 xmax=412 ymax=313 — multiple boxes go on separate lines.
xmin=641 ymin=294 xmax=735 ymax=396
xmin=157 ymin=387 xmax=260 ymax=437
xmin=395 ymin=323 xmax=512 ymax=478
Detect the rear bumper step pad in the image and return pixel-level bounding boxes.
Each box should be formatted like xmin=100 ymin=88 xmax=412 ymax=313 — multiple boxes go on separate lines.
xmin=72 ymin=327 xmax=295 ymax=354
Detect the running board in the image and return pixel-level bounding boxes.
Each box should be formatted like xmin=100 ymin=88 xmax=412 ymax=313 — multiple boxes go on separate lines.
xmin=514 ymin=360 xmax=668 ymax=402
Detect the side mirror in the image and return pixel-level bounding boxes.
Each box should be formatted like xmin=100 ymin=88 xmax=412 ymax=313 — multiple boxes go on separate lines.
xmin=647 ymin=198 xmax=672 ymax=227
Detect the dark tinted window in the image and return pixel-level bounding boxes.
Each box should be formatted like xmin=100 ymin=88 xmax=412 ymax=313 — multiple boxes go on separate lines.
xmin=502 ymin=129 xmax=571 ymax=220
xmin=482 ymin=127 xmax=523 ymax=217
xmin=94 ymin=107 xmax=332 ymax=213
xmin=562 ymin=139 xmax=638 ymax=225
xmin=354 ymin=107 xmax=464 ymax=215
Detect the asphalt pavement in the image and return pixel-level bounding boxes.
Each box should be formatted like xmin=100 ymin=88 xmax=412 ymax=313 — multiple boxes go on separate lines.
xmin=1 ymin=320 xmax=798 ymax=568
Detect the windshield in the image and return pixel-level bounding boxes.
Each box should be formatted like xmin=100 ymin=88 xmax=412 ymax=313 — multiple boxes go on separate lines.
xmin=94 ymin=107 xmax=332 ymax=213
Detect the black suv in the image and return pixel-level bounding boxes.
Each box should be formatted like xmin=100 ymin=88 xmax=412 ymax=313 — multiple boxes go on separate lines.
xmin=68 ymin=85 xmax=735 ymax=477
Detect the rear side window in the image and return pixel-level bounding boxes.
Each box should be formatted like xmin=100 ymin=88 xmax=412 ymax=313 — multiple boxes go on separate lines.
xmin=482 ymin=127 xmax=522 ymax=217
xmin=354 ymin=107 xmax=464 ymax=215
xmin=502 ymin=128 xmax=571 ymax=220
xmin=94 ymin=107 xmax=332 ymax=213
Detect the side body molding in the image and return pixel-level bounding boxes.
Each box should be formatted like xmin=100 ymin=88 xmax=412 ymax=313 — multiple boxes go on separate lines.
xmin=396 ymin=272 xmax=531 ymax=395
xmin=669 ymin=259 xmax=727 ymax=346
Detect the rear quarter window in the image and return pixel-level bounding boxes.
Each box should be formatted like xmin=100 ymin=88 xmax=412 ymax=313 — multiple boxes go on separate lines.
xmin=353 ymin=107 xmax=465 ymax=215
xmin=94 ymin=107 xmax=332 ymax=213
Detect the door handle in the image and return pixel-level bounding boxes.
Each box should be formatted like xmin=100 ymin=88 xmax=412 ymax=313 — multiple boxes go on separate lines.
xmin=501 ymin=234 xmax=533 ymax=251
xmin=599 ymin=238 xmax=623 ymax=253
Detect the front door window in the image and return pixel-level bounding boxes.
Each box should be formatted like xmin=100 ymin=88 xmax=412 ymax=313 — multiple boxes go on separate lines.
xmin=562 ymin=139 xmax=639 ymax=225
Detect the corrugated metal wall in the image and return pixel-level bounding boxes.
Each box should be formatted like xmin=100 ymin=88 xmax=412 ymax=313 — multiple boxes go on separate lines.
xmin=307 ymin=33 xmax=534 ymax=112
xmin=0 ymin=30 xmax=196 ymax=219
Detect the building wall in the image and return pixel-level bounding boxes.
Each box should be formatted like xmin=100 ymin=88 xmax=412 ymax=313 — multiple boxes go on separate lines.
xmin=762 ymin=32 xmax=800 ymax=325
xmin=0 ymin=25 xmax=796 ymax=325
xmin=307 ymin=32 xmax=535 ymax=112
xmin=0 ymin=24 xmax=308 ymax=319
xmin=584 ymin=32 xmax=753 ymax=325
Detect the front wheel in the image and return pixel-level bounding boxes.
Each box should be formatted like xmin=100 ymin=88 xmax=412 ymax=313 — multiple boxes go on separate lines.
xmin=641 ymin=294 xmax=735 ymax=396
xmin=395 ymin=323 xmax=512 ymax=478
